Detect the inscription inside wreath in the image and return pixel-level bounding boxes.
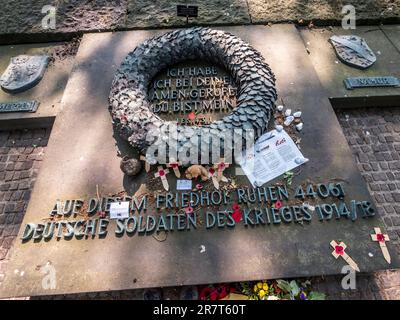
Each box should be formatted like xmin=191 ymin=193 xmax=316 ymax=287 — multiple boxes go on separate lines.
xmin=149 ymin=61 xmax=237 ymax=125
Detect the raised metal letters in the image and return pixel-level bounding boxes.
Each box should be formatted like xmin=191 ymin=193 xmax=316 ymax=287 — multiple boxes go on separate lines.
xmin=0 ymin=100 xmax=39 ymax=113
xmin=344 ymin=76 xmax=400 ymax=90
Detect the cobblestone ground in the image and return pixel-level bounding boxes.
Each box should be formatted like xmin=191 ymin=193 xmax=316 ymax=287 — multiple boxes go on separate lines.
xmin=0 ymin=128 xmax=50 ymax=286
xmin=2 ymin=107 xmax=400 ymax=299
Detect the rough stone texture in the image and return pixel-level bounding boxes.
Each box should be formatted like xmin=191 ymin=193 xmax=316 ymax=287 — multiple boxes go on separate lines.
xmin=248 ymin=0 xmax=400 ymax=24
xmin=1 ymin=1 xmax=400 ymax=44
xmin=0 ymin=0 xmax=127 ymax=36
xmin=0 ymin=128 xmax=50 ymax=287
xmin=126 ymin=0 xmax=250 ymax=28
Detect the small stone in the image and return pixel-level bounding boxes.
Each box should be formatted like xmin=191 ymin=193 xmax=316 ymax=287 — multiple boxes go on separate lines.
xmin=120 ymin=156 xmax=142 ymax=176
xmin=284 ymin=116 xmax=294 ymax=126
xmin=293 ymin=111 xmax=302 ymax=118
xmin=277 ymin=105 xmax=284 ymax=112
xmin=275 ymin=125 xmax=283 ymax=132
xmin=296 ymin=122 xmax=303 ymax=131
xmin=284 ymin=109 xmax=292 ymax=117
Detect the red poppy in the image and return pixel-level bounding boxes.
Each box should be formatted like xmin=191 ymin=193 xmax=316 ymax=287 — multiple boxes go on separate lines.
xmin=232 ymin=210 xmax=242 ymax=222
xmin=377 ymin=233 xmax=385 ymax=242
xmin=218 ymin=162 xmax=226 ymax=170
xmin=199 ymin=287 xmax=212 ymax=300
xmin=158 ymin=169 xmax=165 ymax=176
xmin=170 ymin=163 xmax=178 ymax=169
xmin=196 ymin=184 xmax=203 ymax=190
xmin=209 ymin=291 xmax=218 ymax=300
xmin=232 ymin=203 xmax=241 ymax=211
xmin=184 ymin=206 xmax=194 ymax=214
xmin=188 ymin=112 xmax=196 ymax=120
xmin=209 ymin=168 xmax=215 ymax=175
xmin=274 ymin=200 xmax=282 ymax=209
xmin=98 ymin=211 xmax=107 ymax=218
xmin=335 ymin=245 xmax=344 ymax=255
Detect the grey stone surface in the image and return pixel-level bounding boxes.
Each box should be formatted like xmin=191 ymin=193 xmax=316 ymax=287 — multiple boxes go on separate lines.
xmin=300 ymin=26 xmax=400 ymax=107
xmin=0 ymin=41 xmax=77 ymax=127
xmin=248 ymin=0 xmax=400 ymax=24
xmin=0 ymin=25 xmax=396 ymax=299
xmin=126 ymin=0 xmax=250 ymax=28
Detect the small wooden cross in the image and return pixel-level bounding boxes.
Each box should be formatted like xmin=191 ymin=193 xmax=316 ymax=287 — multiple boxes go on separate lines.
xmin=167 ymin=158 xmax=181 ymax=178
xmin=214 ymin=158 xmax=229 ymax=182
xmin=140 ymin=155 xmax=151 ymax=173
xmin=371 ymin=227 xmax=391 ymax=264
xmin=154 ymin=166 xmax=170 ymax=191
xmin=330 ymin=240 xmax=360 ymax=272
xmin=207 ymin=166 xmax=219 ymax=190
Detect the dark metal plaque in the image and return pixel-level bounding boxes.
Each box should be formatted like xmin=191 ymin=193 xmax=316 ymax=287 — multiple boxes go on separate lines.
xmin=330 ymin=35 xmax=376 ymax=69
xmin=177 ymin=5 xmax=198 ymax=18
xmin=344 ymin=76 xmax=400 ymax=90
xmin=0 ymin=100 xmax=39 ymax=113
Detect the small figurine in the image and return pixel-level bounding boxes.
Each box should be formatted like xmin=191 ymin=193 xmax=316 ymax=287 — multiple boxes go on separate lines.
xmin=185 ymin=165 xmax=209 ymax=181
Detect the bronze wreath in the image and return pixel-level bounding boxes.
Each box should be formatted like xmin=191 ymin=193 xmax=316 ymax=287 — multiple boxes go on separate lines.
xmin=109 ymin=27 xmax=277 ymax=164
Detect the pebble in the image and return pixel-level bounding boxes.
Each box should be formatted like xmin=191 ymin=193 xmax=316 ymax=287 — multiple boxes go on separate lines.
xmin=275 ymin=125 xmax=283 ymax=132
xmin=293 ymin=111 xmax=302 ymax=118
xmin=277 ymin=105 xmax=284 ymax=112
xmin=284 ymin=116 xmax=294 ymax=126
xmin=296 ymin=122 xmax=303 ymax=131
xmin=285 ymin=109 xmax=292 ymax=117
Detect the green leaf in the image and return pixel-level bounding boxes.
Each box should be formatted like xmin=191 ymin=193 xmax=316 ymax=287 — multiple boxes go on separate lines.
xmin=308 ymin=291 xmax=326 ymax=300
xmin=276 ymin=279 xmax=291 ymax=293
xmin=289 ymin=280 xmax=300 ymax=297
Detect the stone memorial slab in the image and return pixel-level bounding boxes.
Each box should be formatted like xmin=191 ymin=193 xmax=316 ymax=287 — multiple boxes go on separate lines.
xmin=0 ymin=25 xmax=398 ymax=298
xmin=0 ymin=42 xmax=75 ymax=128
xmin=300 ymin=26 xmax=400 ymax=108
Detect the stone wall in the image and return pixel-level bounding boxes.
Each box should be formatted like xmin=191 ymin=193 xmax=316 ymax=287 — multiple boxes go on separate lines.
xmin=1 ymin=1 xmax=399 ymax=44
xmin=0 ymin=128 xmax=50 ymax=285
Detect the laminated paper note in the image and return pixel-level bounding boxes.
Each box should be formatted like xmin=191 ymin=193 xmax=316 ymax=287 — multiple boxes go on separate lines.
xmin=239 ymin=129 xmax=308 ymax=187
xmin=109 ymin=201 xmax=130 ymax=219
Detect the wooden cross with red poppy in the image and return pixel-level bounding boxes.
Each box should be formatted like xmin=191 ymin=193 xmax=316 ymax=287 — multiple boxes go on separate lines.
xmin=207 ymin=166 xmax=219 ymax=189
xmin=139 ymin=155 xmax=151 ymax=173
xmin=330 ymin=240 xmax=360 ymax=272
xmin=214 ymin=158 xmax=229 ymax=182
xmin=371 ymin=227 xmax=391 ymax=264
xmin=154 ymin=166 xmax=170 ymax=191
xmin=167 ymin=158 xmax=181 ymax=178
